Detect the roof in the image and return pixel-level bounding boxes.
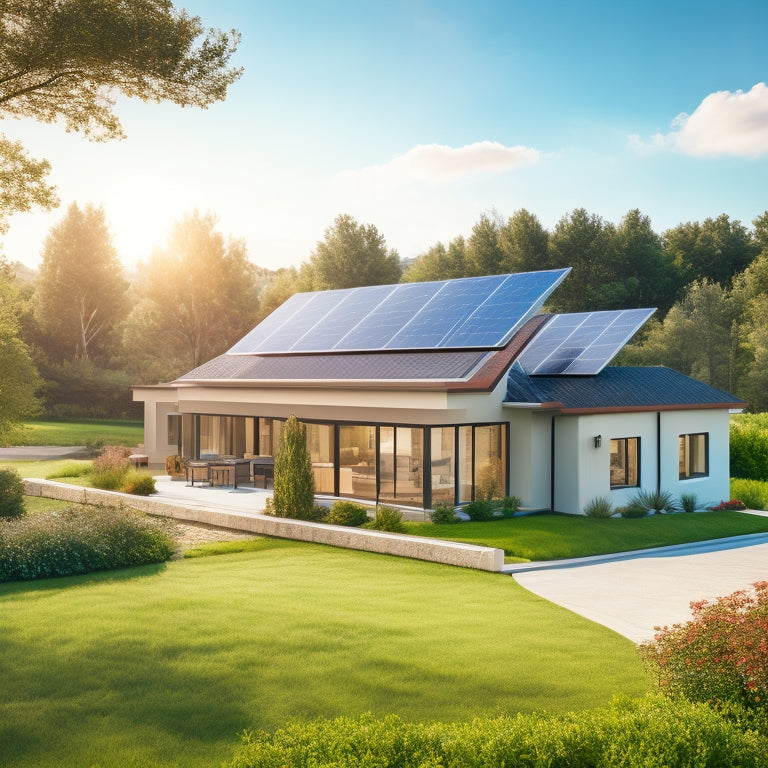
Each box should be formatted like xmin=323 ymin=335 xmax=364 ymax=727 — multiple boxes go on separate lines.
xmin=175 ymin=315 xmax=548 ymax=392
xmin=504 ymin=366 xmax=746 ymax=412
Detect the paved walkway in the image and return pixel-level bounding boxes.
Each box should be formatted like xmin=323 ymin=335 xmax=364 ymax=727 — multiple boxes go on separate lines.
xmin=512 ymin=528 xmax=768 ymax=643
xmin=0 ymin=446 xmax=87 ymax=460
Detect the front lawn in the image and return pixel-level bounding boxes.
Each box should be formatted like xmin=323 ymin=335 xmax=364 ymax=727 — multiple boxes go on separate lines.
xmin=405 ymin=511 xmax=768 ymax=561
xmin=16 ymin=419 xmax=143 ymax=447
xmin=0 ymin=541 xmax=650 ymax=768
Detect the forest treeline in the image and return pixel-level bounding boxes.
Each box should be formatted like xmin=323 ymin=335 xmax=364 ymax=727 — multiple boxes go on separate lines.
xmin=2 ymin=203 xmax=768 ymax=438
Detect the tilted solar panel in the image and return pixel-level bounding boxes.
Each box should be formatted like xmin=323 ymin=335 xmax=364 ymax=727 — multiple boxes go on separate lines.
xmin=517 ymin=308 xmax=655 ymax=375
xmin=228 ymin=268 xmax=570 ymax=355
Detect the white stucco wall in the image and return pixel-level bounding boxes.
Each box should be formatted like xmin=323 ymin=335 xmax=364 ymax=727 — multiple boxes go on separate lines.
xmin=550 ymin=408 xmax=731 ymax=515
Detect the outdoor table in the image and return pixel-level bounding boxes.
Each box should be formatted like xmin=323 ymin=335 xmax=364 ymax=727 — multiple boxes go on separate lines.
xmin=208 ymin=458 xmax=251 ymax=489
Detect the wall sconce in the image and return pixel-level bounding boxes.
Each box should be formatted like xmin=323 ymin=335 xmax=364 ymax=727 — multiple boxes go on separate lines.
xmin=593 ymin=435 xmax=602 ymax=448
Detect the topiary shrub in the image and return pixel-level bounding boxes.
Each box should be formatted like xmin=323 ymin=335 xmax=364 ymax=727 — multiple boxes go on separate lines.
xmin=430 ymin=502 xmax=459 ymax=524
xmin=463 ymin=499 xmax=494 ymax=521
xmin=120 ymin=470 xmax=156 ymax=496
xmin=272 ymin=415 xmax=315 ymax=520
xmin=364 ymin=505 xmax=405 ymax=532
xmin=328 ymin=500 xmax=368 ymax=527
xmin=0 ymin=468 xmax=25 ymax=519
xmin=583 ymin=495 xmax=614 ymax=518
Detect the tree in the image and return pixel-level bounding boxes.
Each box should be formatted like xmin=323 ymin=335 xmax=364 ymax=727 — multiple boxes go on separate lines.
xmin=663 ymin=215 xmax=759 ymax=287
xmin=0 ymin=258 xmax=40 ymax=444
xmin=547 ymin=208 xmax=617 ymax=312
xmin=272 ymin=415 xmax=315 ymax=520
xmin=610 ymin=209 xmax=679 ymax=312
xmin=465 ymin=211 xmax=504 ymax=276
xmin=307 ymin=214 xmax=400 ymax=290
xmin=0 ymin=0 xmax=241 ymax=226
xmin=123 ymin=211 xmax=259 ymax=380
xmin=620 ymin=280 xmax=743 ymax=393
xmin=401 ymin=236 xmax=467 ymax=283
xmin=498 ymin=209 xmax=550 ymax=274
xmin=33 ymin=202 xmax=128 ymax=365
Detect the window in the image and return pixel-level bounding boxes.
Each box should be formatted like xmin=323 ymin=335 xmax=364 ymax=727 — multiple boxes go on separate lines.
xmin=610 ymin=437 xmax=639 ymax=488
xmin=679 ymin=433 xmax=708 ymax=479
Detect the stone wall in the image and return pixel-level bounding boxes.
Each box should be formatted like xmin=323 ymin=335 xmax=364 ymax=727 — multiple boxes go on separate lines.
xmin=24 ymin=480 xmax=505 ymax=572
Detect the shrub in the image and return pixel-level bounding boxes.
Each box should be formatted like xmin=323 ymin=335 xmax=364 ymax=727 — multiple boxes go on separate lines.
xmin=618 ymin=504 xmax=648 ymax=519
xmin=430 ymin=502 xmax=459 ymax=524
xmin=500 ymin=495 xmax=521 ymax=518
xmin=226 ymin=697 xmax=768 ymax=768
xmin=730 ymin=419 xmax=768 ymax=481
xmin=583 ymin=495 xmax=614 ymax=518
xmin=91 ymin=444 xmax=130 ymax=490
xmin=272 ymin=415 xmax=315 ymax=520
xmin=120 ymin=470 xmax=156 ymax=496
xmin=0 ymin=468 xmax=25 ymax=519
xmin=730 ymin=479 xmax=768 ymax=511
xmin=639 ymin=581 xmax=768 ymax=721
xmin=627 ymin=488 xmax=677 ymax=514
xmin=0 ymin=504 xmax=175 ymax=581
xmin=328 ymin=500 xmax=368 ymax=527
xmin=364 ymin=505 xmax=406 ymax=532
xmin=709 ymin=499 xmax=747 ymax=511
xmin=463 ymin=499 xmax=494 ymax=521
xmin=679 ymin=492 xmax=698 ymax=513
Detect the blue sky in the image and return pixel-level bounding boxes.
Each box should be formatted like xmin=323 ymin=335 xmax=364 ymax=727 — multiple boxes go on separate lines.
xmin=3 ymin=0 xmax=767 ymax=271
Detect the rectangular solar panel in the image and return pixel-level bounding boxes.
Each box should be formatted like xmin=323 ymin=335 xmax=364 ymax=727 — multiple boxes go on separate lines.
xmin=518 ymin=308 xmax=655 ymax=375
xmin=228 ymin=268 xmax=570 ymax=355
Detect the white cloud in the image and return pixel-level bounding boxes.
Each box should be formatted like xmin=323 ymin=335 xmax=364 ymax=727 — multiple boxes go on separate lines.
xmin=632 ymin=83 xmax=768 ymax=157
xmin=334 ymin=140 xmax=540 ymax=188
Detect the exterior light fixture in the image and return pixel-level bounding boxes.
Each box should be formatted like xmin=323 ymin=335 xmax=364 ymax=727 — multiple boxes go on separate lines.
xmin=593 ymin=435 xmax=602 ymax=448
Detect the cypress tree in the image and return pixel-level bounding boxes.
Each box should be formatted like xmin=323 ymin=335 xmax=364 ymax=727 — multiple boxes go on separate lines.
xmin=272 ymin=415 xmax=315 ymax=519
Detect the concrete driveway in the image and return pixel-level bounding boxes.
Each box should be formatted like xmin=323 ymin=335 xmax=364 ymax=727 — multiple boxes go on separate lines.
xmin=511 ymin=529 xmax=768 ymax=643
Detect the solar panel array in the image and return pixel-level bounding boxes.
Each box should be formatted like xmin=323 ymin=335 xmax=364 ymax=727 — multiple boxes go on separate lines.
xmin=228 ymin=269 xmax=570 ymax=355
xmin=516 ymin=308 xmax=655 ymax=375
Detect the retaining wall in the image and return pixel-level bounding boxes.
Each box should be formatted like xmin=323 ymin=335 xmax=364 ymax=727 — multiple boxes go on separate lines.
xmin=24 ymin=480 xmax=505 ymax=572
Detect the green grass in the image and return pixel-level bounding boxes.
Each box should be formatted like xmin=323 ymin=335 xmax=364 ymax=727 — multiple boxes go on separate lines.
xmin=15 ymin=419 xmax=143 ymax=447
xmin=0 ymin=542 xmax=650 ymax=768
xmin=405 ymin=511 xmax=768 ymax=561
xmin=0 ymin=458 xmax=94 ymax=482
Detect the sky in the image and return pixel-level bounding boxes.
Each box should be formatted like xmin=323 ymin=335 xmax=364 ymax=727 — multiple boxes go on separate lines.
xmin=3 ymin=0 xmax=768 ymax=272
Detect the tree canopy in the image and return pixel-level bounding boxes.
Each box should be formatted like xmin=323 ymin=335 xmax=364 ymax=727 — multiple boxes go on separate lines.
xmin=0 ymin=0 xmax=241 ymax=229
xmin=123 ymin=211 xmax=259 ymax=381
xmin=306 ymin=214 xmax=401 ymax=290
xmin=33 ymin=202 xmax=128 ymax=365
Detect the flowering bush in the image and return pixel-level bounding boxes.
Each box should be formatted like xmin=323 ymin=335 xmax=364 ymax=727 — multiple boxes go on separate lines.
xmin=639 ymin=582 xmax=768 ymax=718
xmin=709 ymin=499 xmax=747 ymax=511
xmin=0 ymin=504 xmax=175 ymax=581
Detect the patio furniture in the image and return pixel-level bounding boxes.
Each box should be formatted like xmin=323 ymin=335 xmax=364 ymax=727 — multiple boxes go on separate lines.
xmin=250 ymin=457 xmax=274 ymax=489
xmin=209 ymin=458 xmax=251 ymax=489
xmin=185 ymin=460 xmax=211 ymax=486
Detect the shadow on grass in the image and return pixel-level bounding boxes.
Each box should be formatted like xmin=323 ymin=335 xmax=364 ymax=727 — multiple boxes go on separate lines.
xmin=0 ymin=561 xmax=169 ymax=595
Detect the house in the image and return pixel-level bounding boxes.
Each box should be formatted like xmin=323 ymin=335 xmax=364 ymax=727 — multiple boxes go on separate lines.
xmin=133 ymin=269 xmax=745 ymax=514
